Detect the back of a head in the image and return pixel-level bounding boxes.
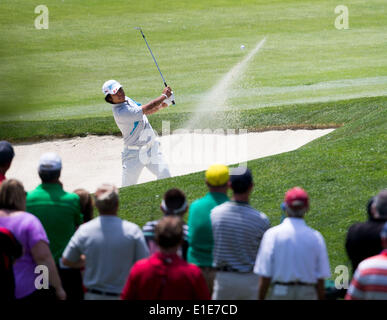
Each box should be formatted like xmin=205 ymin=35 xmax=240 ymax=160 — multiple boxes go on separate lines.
xmin=155 ymin=216 xmax=184 ymax=250
xmin=74 ymin=188 xmax=94 ymax=222
xmin=0 ymin=141 xmax=15 ymax=168
xmin=205 ymin=164 xmax=229 ymax=191
xmin=367 ymin=196 xmax=376 ymax=220
xmin=38 ymin=152 xmax=62 ymax=183
xmin=0 ymin=179 xmax=26 ymax=211
xmin=375 ymin=189 xmax=387 ymax=218
xmin=161 ymin=188 xmax=188 ymax=216
xmin=284 ymin=187 xmax=309 ymax=218
xmin=229 ymin=167 xmax=253 ymax=194
xmin=94 ymin=184 xmax=119 ymax=215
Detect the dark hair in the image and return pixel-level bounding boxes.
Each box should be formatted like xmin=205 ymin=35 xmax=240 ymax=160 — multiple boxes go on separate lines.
xmin=105 ymin=87 xmax=123 ymax=104
xmin=74 ymin=189 xmax=94 ymax=223
xmin=155 ymin=216 xmax=184 ymax=249
xmin=105 ymin=94 xmax=113 ymax=104
xmin=230 ymin=168 xmax=253 ymax=194
xmin=0 ymin=159 xmax=13 ymax=167
xmin=163 ymin=188 xmax=187 ymax=216
xmin=0 ymin=141 xmax=15 ymax=166
xmin=375 ymin=190 xmax=387 ymax=218
xmin=231 ymin=181 xmax=252 ymax=194
xmin=367 ymin=196 xmax=376 ymax=220
xmin=39 ymin=170 xmax=61 ymax=183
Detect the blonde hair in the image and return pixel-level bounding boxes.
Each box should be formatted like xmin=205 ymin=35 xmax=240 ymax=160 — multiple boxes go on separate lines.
xmin=94 ymin=184 xmax=119 ymax=215
xmin=0 ymin=179 xmax=26 ymax=211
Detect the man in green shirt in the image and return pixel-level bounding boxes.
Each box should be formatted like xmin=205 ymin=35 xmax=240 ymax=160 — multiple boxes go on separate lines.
xmin=26 ymin=152 xmax=83 ymax=300
xmin=187 ymin=164 xmax=229 ymax=295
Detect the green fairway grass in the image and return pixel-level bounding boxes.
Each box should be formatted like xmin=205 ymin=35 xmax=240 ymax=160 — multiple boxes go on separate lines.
xmin=1 ymin=0 xmax=387 ymax=121
xmin=117 ymin=96 xmax=387 ymax=278
xmin=0 ymin=95 xmax=380 ymax=142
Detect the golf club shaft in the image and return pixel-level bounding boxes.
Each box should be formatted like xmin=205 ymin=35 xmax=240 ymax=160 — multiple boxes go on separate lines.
xmin=136 ymin=28 xmax=175 ymax=105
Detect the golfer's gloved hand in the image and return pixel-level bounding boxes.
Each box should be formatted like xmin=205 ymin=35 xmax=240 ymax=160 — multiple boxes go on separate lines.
xmin=162 ymin=86 xmax=172 ymax=97
xmin=163 ymin=92 xmax=175 ymax=106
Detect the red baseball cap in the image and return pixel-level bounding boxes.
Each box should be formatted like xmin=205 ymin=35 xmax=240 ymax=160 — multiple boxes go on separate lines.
xmin=285 ymin=187 xmax=309 ymax=209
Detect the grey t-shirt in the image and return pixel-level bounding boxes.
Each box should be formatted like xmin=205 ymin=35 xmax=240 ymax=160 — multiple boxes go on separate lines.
xmin=112 ymin=97 xmax=156 ymax=147
xmin=62 ymin=215 xmax=149 ymax=293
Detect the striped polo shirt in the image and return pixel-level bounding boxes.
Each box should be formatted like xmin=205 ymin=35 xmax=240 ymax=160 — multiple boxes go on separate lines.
xmin=211 ymin=200 xmax=270 ymax=273
xmin=142 ymin=219 xmax=189 ymax=260
xmin=345 ymin=250 xmax=387 ymax=300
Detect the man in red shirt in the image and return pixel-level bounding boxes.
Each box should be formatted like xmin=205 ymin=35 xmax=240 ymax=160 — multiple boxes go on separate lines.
xmin=121 ymin=216 xmax=210 ymax=300
xmin=0 ymin=141 xmax=15 ymax=185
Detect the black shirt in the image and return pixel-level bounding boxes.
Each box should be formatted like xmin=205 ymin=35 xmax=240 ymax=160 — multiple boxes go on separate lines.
xmin=0 ymin=227 xmax=23 ymax=300
xmin=345 ymin=218 xmax=387 ymax=274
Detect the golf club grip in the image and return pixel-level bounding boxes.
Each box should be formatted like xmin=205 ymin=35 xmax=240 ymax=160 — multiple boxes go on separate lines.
xmin=164 ymin=82 xmax=176 ymax=105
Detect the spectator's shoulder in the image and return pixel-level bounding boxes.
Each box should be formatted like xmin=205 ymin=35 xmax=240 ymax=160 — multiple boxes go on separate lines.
xmin=189 ymin=196 xmax=207 ymax=210
xmin=130 ymin=257 xmax=150 ymax=276
xmin=255 ymin=209 xmax=270 ymax=224
xmin=122 ymin=219 xmax=141 ymax=229
xmin=122 ymin=220 xmax=143 ymax=236
xmin=79 ymin=217 xmax=96 ymax=229
xmin=187 ymin=262 xmax=203 ymax=277
xmin=360 ymin=253 xmax=382 ymax=266
xmin=22 ymin=211 xmax=43 ymax=225
xmin=71 ymin=218 xmax=95 ymax=236
xmin=58 ymin=190 xmax=81 ymax=209
xmin=355 ymin=255 xmax=380 ymax=274
xmin=211 ymin=201 xmax=229 ymax=213
xmin=134 ymin=256 xmax=150 ymax=267
xmin=62 ymin=190 xmax=81 ymax=202
xmin=26 ymin=186 xmax=41 ymax=200
xmin=261 ymin=223 xmax=281 ymax=238
xmin=309 ymin=228 xmax=327 ymax=245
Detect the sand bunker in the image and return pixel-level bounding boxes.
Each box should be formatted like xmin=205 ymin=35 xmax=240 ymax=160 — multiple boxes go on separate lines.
xmin=7 ymin=129 xmax=334 ymax=193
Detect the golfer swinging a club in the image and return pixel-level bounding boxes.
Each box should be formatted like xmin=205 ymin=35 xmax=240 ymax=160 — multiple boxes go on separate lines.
xmin=102 ymin=80 xmax=173 ymax=187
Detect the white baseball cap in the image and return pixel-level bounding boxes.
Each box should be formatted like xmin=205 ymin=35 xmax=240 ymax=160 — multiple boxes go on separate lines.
xmin=39 ymin=152 xmax=62 ymax=172
xmin=102 ymin=80 xmax=122 ymax=96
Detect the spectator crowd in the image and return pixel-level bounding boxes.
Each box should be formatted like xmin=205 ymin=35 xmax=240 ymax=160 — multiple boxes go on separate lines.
xmin=0 ymin=140 xmax=386 ymax=301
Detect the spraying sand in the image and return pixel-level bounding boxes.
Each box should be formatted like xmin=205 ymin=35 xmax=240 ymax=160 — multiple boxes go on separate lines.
xmin=7 ymin=129 xmax=334 ymax=193
xmin=186 ymin=37 xmax=266 ymax=129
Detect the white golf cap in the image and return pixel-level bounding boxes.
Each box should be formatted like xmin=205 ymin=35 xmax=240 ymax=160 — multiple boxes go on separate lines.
xmin=39 ymin=152 xmax=62 ymax=172
xmin=102 ymin=80 xmax=122 ymax=96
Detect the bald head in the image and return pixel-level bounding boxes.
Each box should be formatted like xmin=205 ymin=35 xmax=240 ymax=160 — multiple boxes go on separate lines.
xmin=375 ymin=189 xmax=387 ymax=218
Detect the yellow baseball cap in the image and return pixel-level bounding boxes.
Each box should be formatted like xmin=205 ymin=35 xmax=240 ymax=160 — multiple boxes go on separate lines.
xmin=205 ymin=164 xmax=229 ymax=187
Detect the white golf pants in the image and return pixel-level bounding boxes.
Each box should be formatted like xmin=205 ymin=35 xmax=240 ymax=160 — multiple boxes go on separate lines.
xmin=121 ymin=141 xmax=171 ymax=187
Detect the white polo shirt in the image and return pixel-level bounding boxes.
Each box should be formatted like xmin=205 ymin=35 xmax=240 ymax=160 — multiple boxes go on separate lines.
xmin=112 ymin=96 xmax=156 ymax=147
xmin=254 ymin=217 xmax=331 ymax=284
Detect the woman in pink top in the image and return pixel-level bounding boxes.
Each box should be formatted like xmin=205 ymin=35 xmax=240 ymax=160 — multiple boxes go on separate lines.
xmin=0 ymin=179 xmax=66 ymax=300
